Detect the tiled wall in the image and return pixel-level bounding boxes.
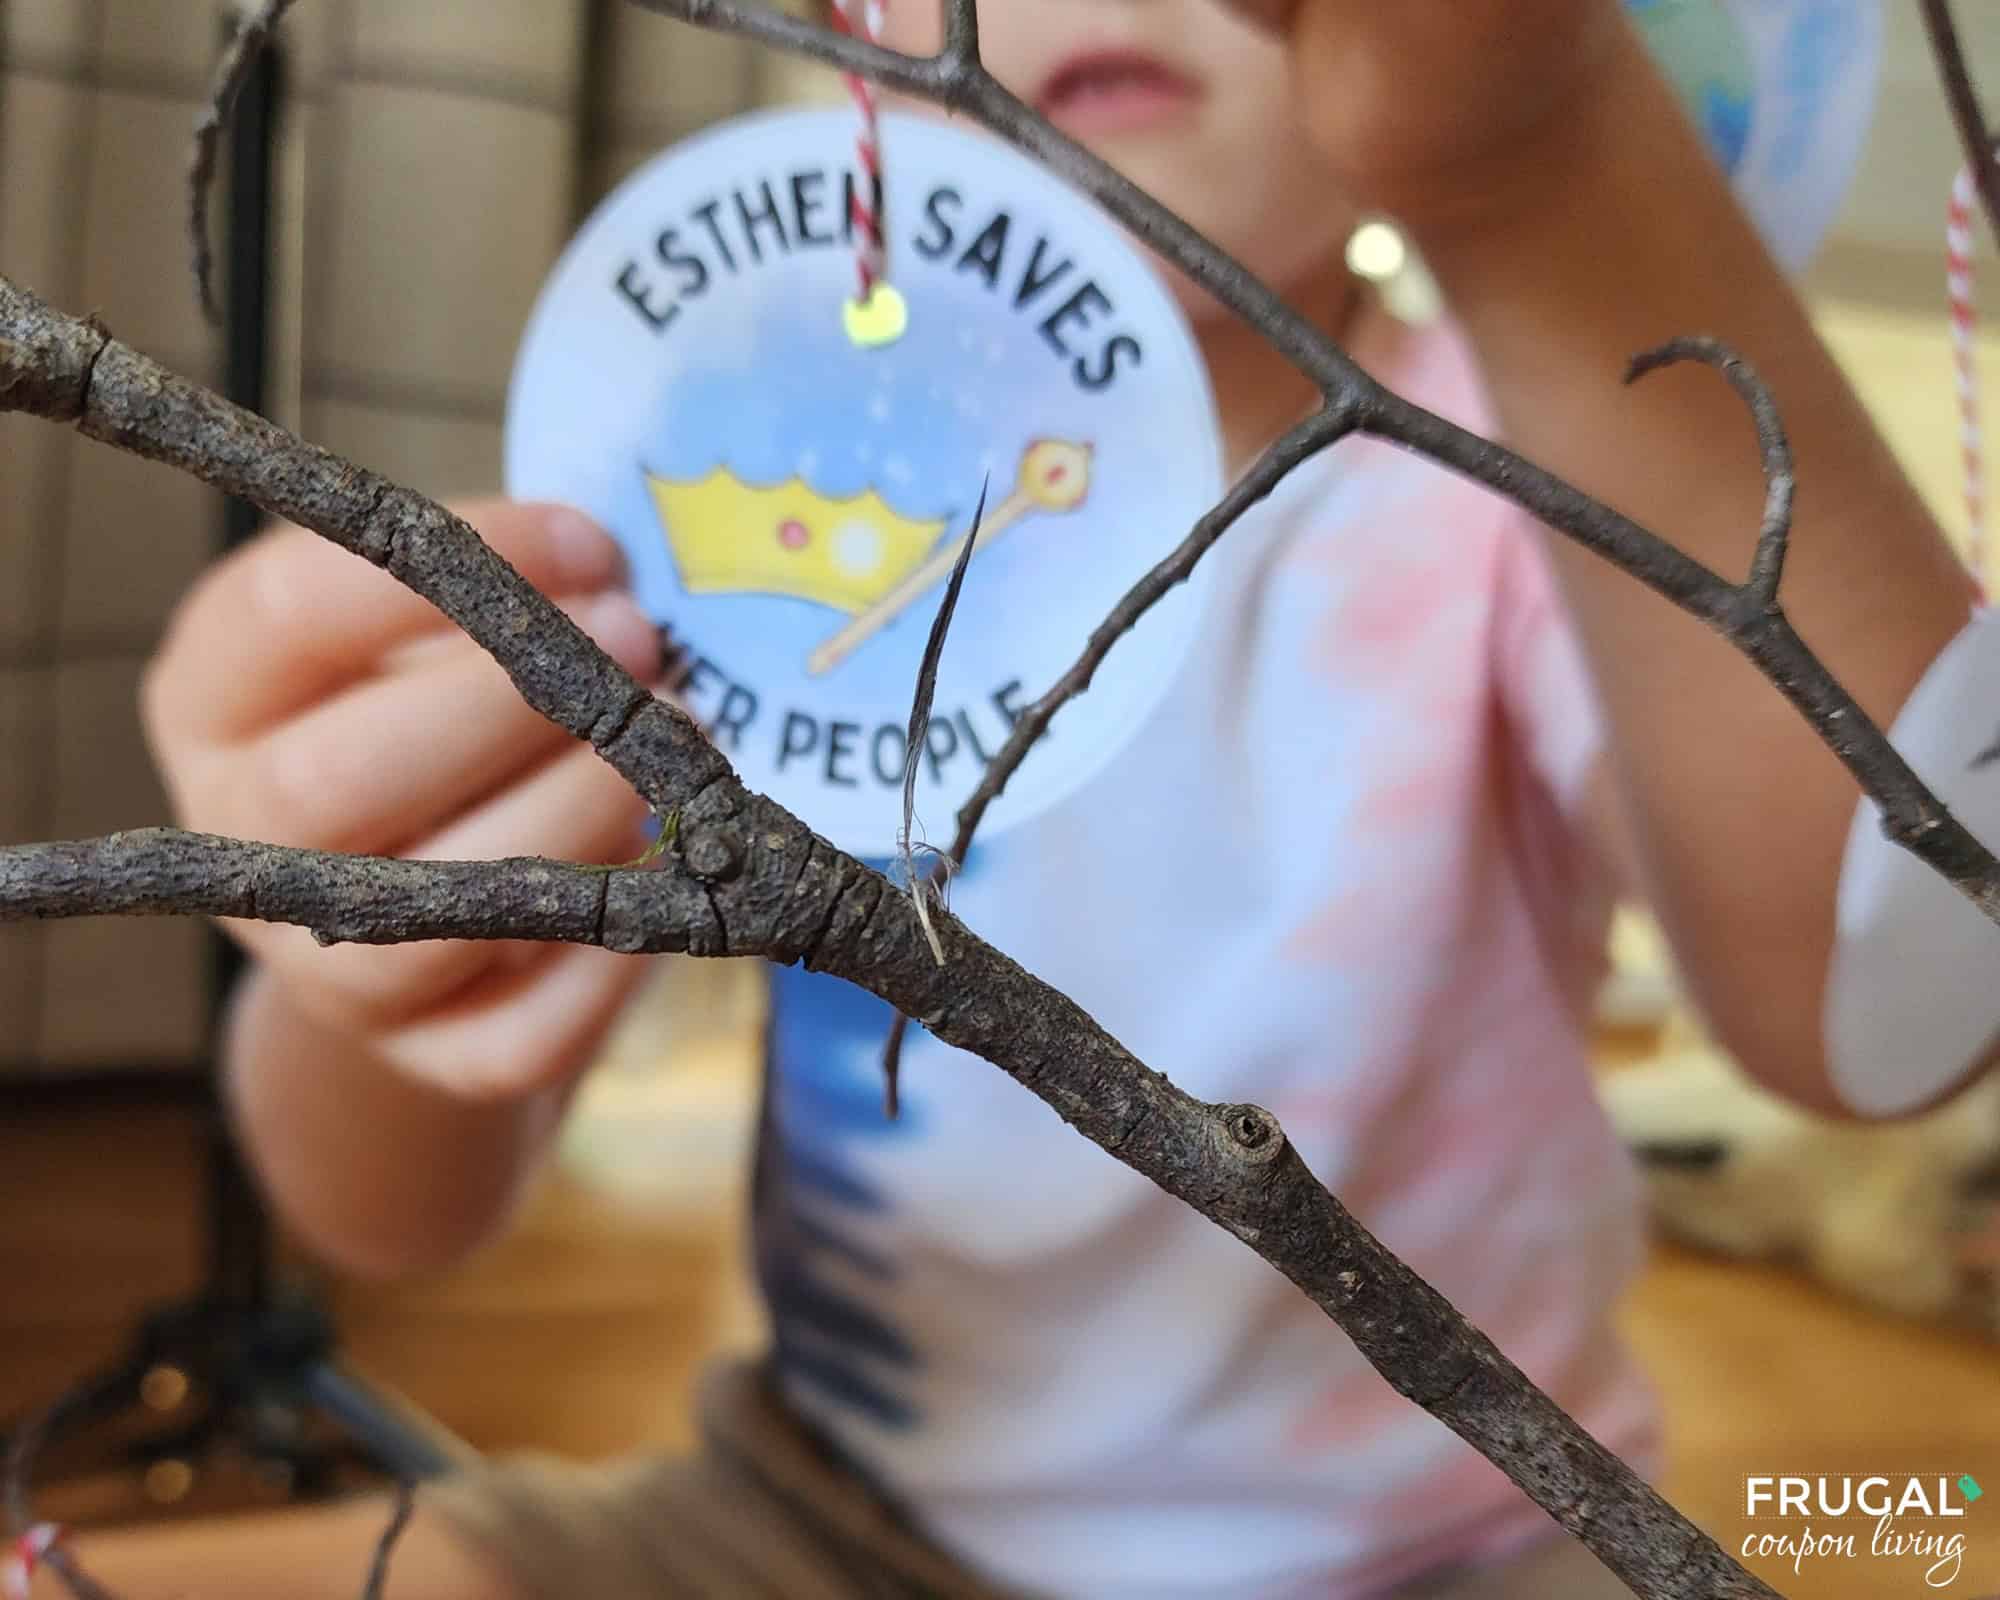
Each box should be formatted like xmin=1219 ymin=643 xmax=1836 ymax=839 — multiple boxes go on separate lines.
xmin=0 ymin=4 xmax=774 ymax=1076
xmin=2 ymin=0 xmax=232 ymax=1073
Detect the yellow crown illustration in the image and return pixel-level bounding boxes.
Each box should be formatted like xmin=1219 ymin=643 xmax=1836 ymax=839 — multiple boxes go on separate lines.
xmin=645 ymin=469 xmax=950 ymax=616
xmin=646 ymin=440 xmax=1095 ymax=669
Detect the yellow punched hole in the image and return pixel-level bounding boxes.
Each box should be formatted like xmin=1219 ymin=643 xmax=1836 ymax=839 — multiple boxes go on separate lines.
xmin=842 ymin=283 xmax=908 ymax=348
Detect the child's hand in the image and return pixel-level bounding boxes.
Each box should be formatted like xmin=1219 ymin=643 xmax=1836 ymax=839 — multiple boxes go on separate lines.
xmin=1223 ymin=0 xmax=1628 ymax=238
xmin=142 ymin=499 xmax=665 ymax=1099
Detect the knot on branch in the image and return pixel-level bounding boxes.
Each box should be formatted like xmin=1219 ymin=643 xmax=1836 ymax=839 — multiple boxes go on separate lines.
xmin=683 ymin=827 xmax=745 ymax=884
xmin=1219 ymin=1102 xmax=1284 ymax=1163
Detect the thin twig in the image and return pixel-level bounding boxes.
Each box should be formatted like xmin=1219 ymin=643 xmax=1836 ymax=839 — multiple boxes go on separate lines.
xmin=360 ymin=1484 xmax=416 ymax=1600
xmin=951 ymin=406 xmax=1353 ymax=856
xmin=878 ymin=1005 xmax=915 ymax=1104
xmin=941 ymin=0 xmax=978 ymax=67
xmin=884 ymin=475 xmax=986 ymax=1117
xmin=188 ymin=0 xmax=298 ymax=324
xmin=1626 ymin=337 xmax=1794 ymax=606
xmin=878 ymin=402 xmax=1362 ymax=1094
xmin=4 ymin=1385 xmax=127 ymax=1600
xmin=899 ymin=475 xmax=986 ymax=969
xmin=1921 ymin=0 xmax=2000 ymax=251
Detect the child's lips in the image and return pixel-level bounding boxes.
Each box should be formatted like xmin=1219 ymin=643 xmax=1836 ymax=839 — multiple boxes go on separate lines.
xmin=1035 ymin=50 xmax=1204 ymax=137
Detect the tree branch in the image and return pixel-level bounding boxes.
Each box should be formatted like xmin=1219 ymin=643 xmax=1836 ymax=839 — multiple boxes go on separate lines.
xmin=0 ymin=832 xmax=703 ymax=952
xmin=188 ymin=0 xmax=299 ymax=323
xmin=0 ymin=822 xmax=1781 ymax=1600
xmin=1921 ymin=0 xmax=2000 ymax=250
xmin=0 ymin=280 xmax=729 ymax=835
xmin=897 ymin=475 xmax=985 ymax=976
xmin=1626 ymin=338 xmax=1793 ymax=609
xmin=940 ymin=0 xmax=979 ymax=71
xmin=1 ymin=274 xmax=1782 ymax=1594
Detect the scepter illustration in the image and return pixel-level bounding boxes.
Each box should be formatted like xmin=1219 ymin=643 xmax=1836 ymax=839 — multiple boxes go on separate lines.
xmin=806 ymin=437 xmax=1093 ymax=676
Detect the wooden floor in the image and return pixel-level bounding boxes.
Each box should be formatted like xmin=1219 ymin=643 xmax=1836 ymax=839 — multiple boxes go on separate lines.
xmin=2 ymin=966 xmax=1998 ymax=1598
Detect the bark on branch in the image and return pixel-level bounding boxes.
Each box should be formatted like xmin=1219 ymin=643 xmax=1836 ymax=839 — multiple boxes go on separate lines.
xmin=0 ymin=274 xmax=1779 ymax=1596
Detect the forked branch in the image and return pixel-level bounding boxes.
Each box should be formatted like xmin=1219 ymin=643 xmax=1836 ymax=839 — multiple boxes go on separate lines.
xmin=0 ymin=265 xmax=1784 ymax=1597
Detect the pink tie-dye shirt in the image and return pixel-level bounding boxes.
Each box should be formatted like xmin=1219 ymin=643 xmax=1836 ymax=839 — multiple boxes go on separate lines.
xmin=760 ymin=311 xmax=1658 ymax=1599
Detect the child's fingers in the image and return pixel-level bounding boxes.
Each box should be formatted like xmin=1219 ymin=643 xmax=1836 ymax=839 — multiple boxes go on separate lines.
xmin=186 ymin=589 xmax=658 ymax=854
xmin=145 ymin=498 xmax=626 ymax=745
xmin=376 ymin=936 xmax=659 ymax=1101
xmin=400 ymin=704 xmax=658 ymax=869
xmin=227 ymin=731 xmax=655 ymax=1033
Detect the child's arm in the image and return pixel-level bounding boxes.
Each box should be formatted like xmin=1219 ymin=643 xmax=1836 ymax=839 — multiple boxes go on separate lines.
xmin=1244 ymin=2 xmax=1980 ymax=1115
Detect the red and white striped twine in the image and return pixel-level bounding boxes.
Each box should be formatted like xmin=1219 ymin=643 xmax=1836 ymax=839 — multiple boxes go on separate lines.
xmin=828 ymin=0 xmax=889 ymax=305
xmin=3 ymin=1524 xmax=64 ymax=1600
xmin=1949 ymin=162 xmax=1986 ymax=590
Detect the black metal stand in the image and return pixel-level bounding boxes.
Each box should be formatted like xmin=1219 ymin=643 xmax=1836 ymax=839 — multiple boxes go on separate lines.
xmin=1 ymin=22 xmax=466 ymax=1515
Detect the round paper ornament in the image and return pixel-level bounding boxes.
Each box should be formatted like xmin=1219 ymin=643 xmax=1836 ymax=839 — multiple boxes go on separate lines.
xmin=506 ymin=106 xmax=1225 ymax=862
xmin=1825 ymin=608 xmax=2000 ymax=1117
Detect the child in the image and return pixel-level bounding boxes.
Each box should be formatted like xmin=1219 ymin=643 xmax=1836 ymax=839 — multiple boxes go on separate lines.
xmin=114 ymin=1 xmax=1980 ymax=1596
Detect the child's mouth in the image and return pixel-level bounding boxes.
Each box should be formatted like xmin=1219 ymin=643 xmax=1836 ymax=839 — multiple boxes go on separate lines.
xmin=1035 ymin=51 xmax=1203 ymax=137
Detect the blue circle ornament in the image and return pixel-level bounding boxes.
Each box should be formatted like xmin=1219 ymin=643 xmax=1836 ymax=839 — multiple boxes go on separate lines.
xmin=506 ymin=106 xmax=1226 ymax=862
